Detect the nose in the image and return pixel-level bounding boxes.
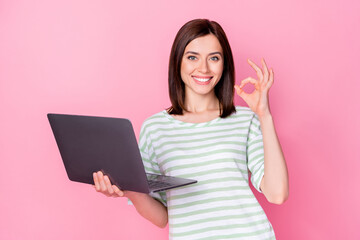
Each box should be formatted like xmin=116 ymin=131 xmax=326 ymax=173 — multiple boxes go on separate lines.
xmin=198 ymin=58 xmax=210 ymax=73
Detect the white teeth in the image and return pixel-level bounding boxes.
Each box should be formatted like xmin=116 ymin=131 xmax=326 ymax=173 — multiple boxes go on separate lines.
xmin=193 ymin=77 xmax=212 ymax=82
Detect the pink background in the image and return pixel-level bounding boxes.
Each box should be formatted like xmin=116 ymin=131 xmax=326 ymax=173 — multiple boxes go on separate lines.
xmin=1 ymin=0 xmax=359 ymax=239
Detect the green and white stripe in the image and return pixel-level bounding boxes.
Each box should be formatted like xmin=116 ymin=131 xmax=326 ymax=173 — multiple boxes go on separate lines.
xmin=139 ymin=106 xmax=275 ymax=240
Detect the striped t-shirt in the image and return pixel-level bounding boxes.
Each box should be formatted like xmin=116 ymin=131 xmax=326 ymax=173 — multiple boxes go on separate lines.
xmin=138 ymin=106 xmax=275 ymax=240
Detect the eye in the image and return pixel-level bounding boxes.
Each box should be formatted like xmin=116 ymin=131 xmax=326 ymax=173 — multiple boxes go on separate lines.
xmin=187 ymin=56 xmax=197 ymax=60
xmin=210 ymin=56 xmax=220 ymax=61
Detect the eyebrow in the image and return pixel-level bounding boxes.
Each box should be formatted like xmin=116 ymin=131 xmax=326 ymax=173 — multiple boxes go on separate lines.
xmin=184 ymin=51 xmax=223 ymax=56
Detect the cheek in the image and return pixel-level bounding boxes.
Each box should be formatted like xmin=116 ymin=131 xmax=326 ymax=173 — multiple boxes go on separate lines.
xmin=180 ymin=64 xmax=190 ymax=82
xmin=211 ymin=63 xmax=224 ymax=76
xmin=181 ymin=62 xmax=193 ymax=75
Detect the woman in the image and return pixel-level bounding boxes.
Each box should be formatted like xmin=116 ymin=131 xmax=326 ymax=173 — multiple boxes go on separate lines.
xmin=93 ymin=19 xmax=289 ymax=239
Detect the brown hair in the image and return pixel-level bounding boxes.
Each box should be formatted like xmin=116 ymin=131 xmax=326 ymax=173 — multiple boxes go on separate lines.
xmin=167 ymin=19 xmax=236 ymax=118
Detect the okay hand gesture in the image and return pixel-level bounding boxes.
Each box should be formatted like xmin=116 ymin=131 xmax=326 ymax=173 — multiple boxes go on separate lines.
xmin=234 ymin=58 xmax=274 ymax=118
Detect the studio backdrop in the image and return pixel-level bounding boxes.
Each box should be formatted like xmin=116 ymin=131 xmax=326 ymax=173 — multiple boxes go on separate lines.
xmin=0 ymin=0 xmax=359 ymax=239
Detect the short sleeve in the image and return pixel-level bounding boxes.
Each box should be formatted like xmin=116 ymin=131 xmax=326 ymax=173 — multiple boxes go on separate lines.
xmin=246 ymin=113 xmax=265 ymax=193
xmin=127 ymin=121 xmax=167 ymax=207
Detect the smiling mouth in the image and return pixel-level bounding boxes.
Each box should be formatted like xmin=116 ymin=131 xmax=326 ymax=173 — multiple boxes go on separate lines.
xmin=192 ymin=76 xmax=213 ymax=84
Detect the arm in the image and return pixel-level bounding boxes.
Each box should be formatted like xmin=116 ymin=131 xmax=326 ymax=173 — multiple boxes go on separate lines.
xmin=93 ymin=171 xmax=168 ymax=228
xmin=235 ymin=58 xmax=289 ymax=205
xmin=258 ymin=114 xmax=289 ymax=204
xmin=125 ymin=191 xmax=168 ymax=228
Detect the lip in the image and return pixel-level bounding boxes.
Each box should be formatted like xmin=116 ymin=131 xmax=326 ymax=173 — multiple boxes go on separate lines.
xmin=192 ymin=75 xmax=213 ymax=79
xmin=192 ymin=76 xmax=213 ymax=85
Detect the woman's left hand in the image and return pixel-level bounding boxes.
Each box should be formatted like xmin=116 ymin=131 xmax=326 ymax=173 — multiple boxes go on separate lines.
xmin=234 ymin=58 xmax=274 ymax=118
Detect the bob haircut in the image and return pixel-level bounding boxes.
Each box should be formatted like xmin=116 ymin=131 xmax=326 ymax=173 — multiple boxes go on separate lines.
xmin=167 ymin=19 xmax=236 ymax=118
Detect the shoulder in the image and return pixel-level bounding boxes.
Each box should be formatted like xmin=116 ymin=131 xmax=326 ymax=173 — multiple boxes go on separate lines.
xmin=142 ymin=110 xmax=165 ymax=124
xmin=224 ymin=106 xmax=260 ymax=128
xmin=230 ymin=106 xmax=257 ymax=119
xmin=234 ymin=105 xmax=254 ymax=115
xmin=140 ymin=110 xmax=169 ymax=133
xmin=233 ymin=106 xmax=262 ymax=133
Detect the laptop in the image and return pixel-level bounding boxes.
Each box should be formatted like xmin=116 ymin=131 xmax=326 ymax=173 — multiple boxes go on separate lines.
xmin=47 ymin=113 xmax=197 ymax=193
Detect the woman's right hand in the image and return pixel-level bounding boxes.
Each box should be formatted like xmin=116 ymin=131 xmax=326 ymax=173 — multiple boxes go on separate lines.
xmin=93 ymin=171 xmax=125 ymax=197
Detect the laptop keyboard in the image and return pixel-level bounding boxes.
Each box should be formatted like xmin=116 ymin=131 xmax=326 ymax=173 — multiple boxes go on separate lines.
xmin=148 ymin=180 xmax=173 ymax=189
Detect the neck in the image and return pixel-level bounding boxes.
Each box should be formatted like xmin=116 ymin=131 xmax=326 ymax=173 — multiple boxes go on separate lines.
xmin=184 ymin=91 xmax=220 ymax=113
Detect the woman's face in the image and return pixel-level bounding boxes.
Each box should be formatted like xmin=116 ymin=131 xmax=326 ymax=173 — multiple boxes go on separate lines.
xmin=180 ymin=34 xmax=224 ymax=98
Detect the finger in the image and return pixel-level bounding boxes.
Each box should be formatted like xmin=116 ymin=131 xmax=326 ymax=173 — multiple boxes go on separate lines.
xmin=234 ymin=85 xmax=243 ymax=97
xmin=234 ymin=85 xmax=250 ymax=103
xmin=93 ymin=172 xmax=100 ymax=191
xmin=269 ymin=68 xmax=274 ymax=82
xmin=97 ymin=171 xmax=107 ymax=192
xmin=247 ymin=59 xmax=263 ymax=81
xmin=261 ymin=58 xmax=269 ymax=83
xmin=104 ymin=175 xmax=114 ymax=194
xmin=234 ymin=85 xmax=243 ymax=95
xmin=112 ymin=185 xmax=124 ymax=197
xmin=267 ymin=68 xmax=274 ymax=88
xmin=239 ymin=77 xmax=259 ymax=89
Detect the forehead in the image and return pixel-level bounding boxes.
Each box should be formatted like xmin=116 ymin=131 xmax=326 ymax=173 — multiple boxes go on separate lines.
xmin=184 ymin=34 xmax=223 ymax=53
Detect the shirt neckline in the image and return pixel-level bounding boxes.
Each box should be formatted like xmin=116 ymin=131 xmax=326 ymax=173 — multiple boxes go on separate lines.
xmin=162 ymin=110 xmax=221 ymax=127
